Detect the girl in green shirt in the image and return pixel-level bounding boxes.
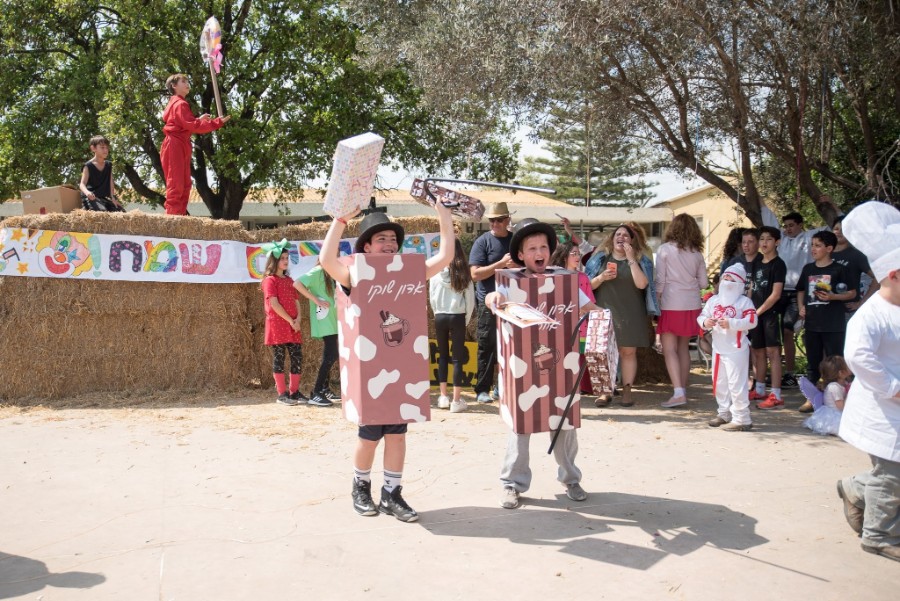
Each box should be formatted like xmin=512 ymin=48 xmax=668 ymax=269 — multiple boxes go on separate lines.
xmin=294 ymin=257 xmax=339 ymax=407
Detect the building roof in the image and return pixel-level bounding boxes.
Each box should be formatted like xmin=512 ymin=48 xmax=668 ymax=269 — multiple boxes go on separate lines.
xmin=3 ymin=186 xmax=673 ymax=226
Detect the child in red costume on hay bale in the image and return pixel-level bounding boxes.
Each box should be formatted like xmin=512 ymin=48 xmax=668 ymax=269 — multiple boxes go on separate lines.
xmin=160 ymin=74 xmax=230 ymax=216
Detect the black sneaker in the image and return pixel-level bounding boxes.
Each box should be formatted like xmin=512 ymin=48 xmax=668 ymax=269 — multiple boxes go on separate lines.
xmin=289 ymin=391 xmax=308 ymax=404
xmin=782 ymin=373 xmax=798 ymax=388
xmin=276 ymin=393 xmax=297 ymax=406
xmin=378 ymin=485 xmax=419 ymax=522
xmin=308 ymin=392 xmax=334 ymax=407
xmin=323 ymin=389 xmax=340 ymax=401
xmin=352 ymin=479 xmax=377 ymax=516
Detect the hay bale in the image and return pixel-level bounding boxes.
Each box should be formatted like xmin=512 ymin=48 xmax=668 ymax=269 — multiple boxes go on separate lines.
xmin=0 ymin=212 xmax=445 ymax=401
xmin=2 ymin=209 xmax=249 ymax=241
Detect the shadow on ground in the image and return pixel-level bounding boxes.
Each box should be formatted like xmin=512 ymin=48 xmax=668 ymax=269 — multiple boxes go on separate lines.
xmin=0 ymin=552 xmax=105 ymax=599
xmin=419 ymin=492 xmax=768 ymax=571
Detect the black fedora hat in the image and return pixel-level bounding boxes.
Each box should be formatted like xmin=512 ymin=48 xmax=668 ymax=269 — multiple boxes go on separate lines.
xmin=509 ymin=219 xmax=557 ymax=266
xmin=354 ymin=212 xmax=405 ymax=253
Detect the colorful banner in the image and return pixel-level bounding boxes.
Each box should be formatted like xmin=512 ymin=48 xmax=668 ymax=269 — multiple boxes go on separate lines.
xmin=0 ymin=227 xmax=441 ymax=284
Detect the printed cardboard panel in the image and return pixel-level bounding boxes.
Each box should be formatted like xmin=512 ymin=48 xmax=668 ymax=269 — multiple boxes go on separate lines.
xmin=584 ymin=309 xmax=618 ymax=396
xmin=409 ymin=179 xmax=485 ymax=222
xmin=495 ymin=268 xmax=582 ymax=434
xmin=21 ymin=186 xmax=81 ymax=215
xmin=336 ymin=253 xmax=431 ymax=425
xmin=322 ymin=132 xmax=385 ymax=218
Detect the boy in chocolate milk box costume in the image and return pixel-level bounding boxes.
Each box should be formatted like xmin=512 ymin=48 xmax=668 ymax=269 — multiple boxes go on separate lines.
xmin=320 ymin=201 xmax=454 ymax=522
xmin=485 ymin=219 xmax=599 ymax=509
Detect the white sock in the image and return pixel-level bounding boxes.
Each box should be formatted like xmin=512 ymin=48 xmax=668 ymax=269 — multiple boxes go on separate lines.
xmin=354 ymin=467 xmax=371 ymax=483
xmin=674 ymin=387 xmax=686 ymax=398
xmin=756 ymin=382 xmax=766 ymax=395
xmin=772 ymin=388 xmax=782 ymax=400
xmin=383 ymin=470 xmax=402 ymax=492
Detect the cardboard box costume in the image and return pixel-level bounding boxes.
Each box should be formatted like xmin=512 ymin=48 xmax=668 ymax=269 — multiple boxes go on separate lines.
xmin=336 ymin=253 xmax=431 ymax=425
xmin=584 ymin=309 xmax=619 ymax=396
xmin=495 ymin=267 xmax=582 ymax=434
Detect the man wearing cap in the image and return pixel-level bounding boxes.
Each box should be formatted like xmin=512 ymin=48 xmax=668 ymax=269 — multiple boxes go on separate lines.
xmin=469 ymin=202 xmax=517 ymax=403
xmin=485 ymin=219 xmax=599 ymax=509
xmin=836 ymin=201 xmax=900 ymax=563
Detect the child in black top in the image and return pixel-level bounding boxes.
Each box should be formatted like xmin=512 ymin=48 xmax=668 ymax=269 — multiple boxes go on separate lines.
xmin=797 ymin=231 xmax=855 ymax=384
xmin=749 ymin=226 xmax=788 ymax=409
xmin=78 ymin=135 xmax=124 ymax=212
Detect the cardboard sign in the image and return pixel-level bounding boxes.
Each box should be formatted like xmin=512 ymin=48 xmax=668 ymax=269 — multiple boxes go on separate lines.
xmin=323 ymin=132 xmax=385 ymax=218
xmin=584 ymin=309 xmax=618 ymax=395
xmin=336 ymin=253 xmax=431 ymax=425
xmin=409 ymin=179 xmax=485 ymax=222
xmin=495 ymin=267 xmax=581 ymax=434
xmin=21 ymin=186 xmax=81 ymax=215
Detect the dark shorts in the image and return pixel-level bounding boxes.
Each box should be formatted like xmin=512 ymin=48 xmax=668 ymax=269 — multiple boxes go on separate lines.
xmin=750 ymin=311 xmax=782 ymax=350
xmin=358 ymin=424 xmax=408 ymax=441
xmin=780 ymin=292 xmax=799 ymax=330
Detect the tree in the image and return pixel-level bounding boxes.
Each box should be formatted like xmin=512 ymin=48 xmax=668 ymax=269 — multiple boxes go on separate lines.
xmin=346 ymin=0 xmax=900 ymax=225
xmin=0 ymin=1 xmax=516 ymax=218
xmin=519 ymin=99 xmax=655 ymax=207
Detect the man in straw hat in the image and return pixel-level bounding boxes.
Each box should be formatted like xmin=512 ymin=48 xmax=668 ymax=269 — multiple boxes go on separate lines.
xmin=485 ymin=218 xmax=599 ymax=509
xmin=469 ymin=202 xmax=517 ymax=403
xmin=319 ymin=201 xmax=455 ymax=523
xmin=835 ymin=201 xmax=900 ymax=563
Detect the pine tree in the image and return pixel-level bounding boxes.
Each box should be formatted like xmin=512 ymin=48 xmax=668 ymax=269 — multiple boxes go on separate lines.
xmin=519 ymin=101 xmax=656 ymax=207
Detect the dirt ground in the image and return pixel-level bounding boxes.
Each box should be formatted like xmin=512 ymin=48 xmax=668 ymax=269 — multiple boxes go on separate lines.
xmin=0 ymin=371 xmax=896 ymax=600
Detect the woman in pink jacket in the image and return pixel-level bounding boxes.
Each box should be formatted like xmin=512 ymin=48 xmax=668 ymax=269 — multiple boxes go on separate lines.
xmin=160 ymin=74 xmax=230 ymax=215
xmin=655 ymin=214 xmax=708 ymax=408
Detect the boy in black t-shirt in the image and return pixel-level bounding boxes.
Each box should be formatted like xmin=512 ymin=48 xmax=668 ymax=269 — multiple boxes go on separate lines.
xmin=750 ymin=226 xmax=788 ymax=409
xmin=797 ymin=231 xmax=855 ymax=384
xmin=832 ymin=215 xmax=880 ymax=317
xmin=78 ymin=135 xmax=125 ymax=212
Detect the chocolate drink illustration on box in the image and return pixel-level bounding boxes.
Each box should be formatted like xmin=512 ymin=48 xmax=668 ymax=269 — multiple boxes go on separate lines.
xmin=380 ymin=310 xmax=410 ymax=346
xmin=533 ymin=342 xmax=560 ymax=373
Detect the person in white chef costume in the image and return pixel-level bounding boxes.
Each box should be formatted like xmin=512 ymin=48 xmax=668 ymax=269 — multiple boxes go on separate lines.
xmin=835 ymin=201 xmax=900 ymax=563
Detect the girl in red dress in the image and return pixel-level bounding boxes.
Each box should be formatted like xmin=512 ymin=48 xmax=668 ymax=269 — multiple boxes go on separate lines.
xmin=261 ymin=239 xmax=305 ymax=405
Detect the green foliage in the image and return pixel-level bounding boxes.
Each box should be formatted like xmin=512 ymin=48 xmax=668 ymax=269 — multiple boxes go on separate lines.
xmin=345 ymin=0 xmax=900 ymax=225
xmin=0 ymin=1 xmax=513 ymax=217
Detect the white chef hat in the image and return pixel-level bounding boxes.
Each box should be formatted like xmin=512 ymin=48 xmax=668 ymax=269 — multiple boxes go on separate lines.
xmin=841 ymin=201 xmax=900 ymax=283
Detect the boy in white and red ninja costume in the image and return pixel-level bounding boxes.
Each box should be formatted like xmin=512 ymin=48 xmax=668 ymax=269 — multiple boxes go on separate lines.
xmin=698 ymin=263 xmax=758 ymax=431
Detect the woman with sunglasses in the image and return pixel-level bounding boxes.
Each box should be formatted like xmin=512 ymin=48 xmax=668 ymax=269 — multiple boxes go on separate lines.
xmin=585 ymin=224 xmax=657 ymax=407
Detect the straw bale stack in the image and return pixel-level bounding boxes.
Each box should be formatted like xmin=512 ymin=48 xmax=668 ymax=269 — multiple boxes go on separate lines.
xmin=0 ymin=210 xmax=442 ymax=401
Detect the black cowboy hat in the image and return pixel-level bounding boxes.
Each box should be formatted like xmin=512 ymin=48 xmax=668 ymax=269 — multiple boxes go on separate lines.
xmin=354 ymin=212 xmax=405 ymax=253
xmin=509 ymin=219 xmax=557 ymax=266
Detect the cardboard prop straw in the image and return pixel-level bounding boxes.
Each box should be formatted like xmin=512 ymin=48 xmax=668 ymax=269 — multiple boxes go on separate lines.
xmin=547 ymin=310 xmax=594 ymax=454
xmin=200 ymin=16 xmax=225 ymax=116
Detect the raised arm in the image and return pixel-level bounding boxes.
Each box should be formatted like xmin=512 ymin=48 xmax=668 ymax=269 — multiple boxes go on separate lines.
xmin=320 ymin=212 xmax=357 ymax=289
xmin=425 ymin=200 xmax=456 ymax=279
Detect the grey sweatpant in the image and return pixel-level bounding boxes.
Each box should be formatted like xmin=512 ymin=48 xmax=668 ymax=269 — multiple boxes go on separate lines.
xmin=499 ymin=429 xmax=581 ymax=493
xmin=843 ymin=454 xmax=900 ymax=547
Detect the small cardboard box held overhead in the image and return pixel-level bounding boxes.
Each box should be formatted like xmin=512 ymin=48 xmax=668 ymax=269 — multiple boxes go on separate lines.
xmin=21 ymin=186 xmax=81 ymax=215
xmin=322 ymin=132 xmax=385 ymax=218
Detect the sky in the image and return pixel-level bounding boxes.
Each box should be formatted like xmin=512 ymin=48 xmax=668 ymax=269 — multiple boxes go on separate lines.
xmin=364 ymin=126 xmax=703 ymax=204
